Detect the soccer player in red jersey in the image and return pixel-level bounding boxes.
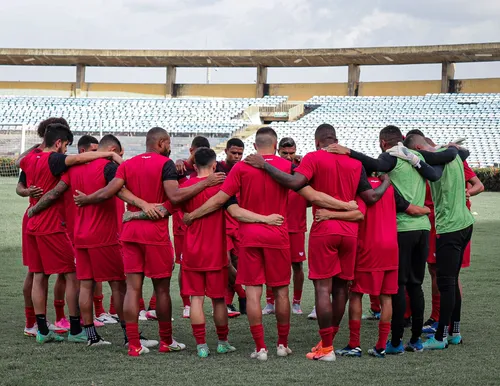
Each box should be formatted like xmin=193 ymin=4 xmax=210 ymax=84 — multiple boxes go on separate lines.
xmin=277 ymin=137 xmax=307 ymax=316
xmin=28 ymin=135 xmax=128 ymax=345
xmin=181 ymin=147 xmax=285 ymax=358
xmin=73 ymin=127 xmax=225 ymax=356
xmin=184 ymin=127 xmax=358 ymax=361
xmin=16 ymin=117 xmax=78 ymax=336
xmin=332 ymin=177 xmax=430 ymax=358
xmin=245 ymin=124 xmax=391 ymax=362
xmin=219 ymin=138 xmax=247 ymax=317
xmin=22 ymin=123 xmax=122 ymax=344
xmin=173 ymin=136 xmax=213 ymax=319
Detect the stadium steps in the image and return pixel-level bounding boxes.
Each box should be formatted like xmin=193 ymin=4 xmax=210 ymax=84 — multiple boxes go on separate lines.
xmin=213 ymin=124 xmax=262 ymax=154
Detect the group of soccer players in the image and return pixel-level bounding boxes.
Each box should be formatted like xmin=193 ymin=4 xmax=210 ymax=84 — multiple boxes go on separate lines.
xmin=16 ymin=117 xmax=481 ymax=361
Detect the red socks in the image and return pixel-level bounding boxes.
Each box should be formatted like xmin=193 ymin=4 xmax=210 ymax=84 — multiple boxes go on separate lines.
xmin=149 ymin=294 xmax=157 ymax=311
xmin=54 ymin=299 xmax=66 ymax=321
xmin=376 ymin=322 xmax=391 ymax=351
xmin=332 ymin=326 xmax=339 ymax=343
xmin=225 ymin=287 xmax=235 ymax=305
xmin=139 ymin=298 xmax=146 ymax=312
xmin=109 ymin=295 xmax=116 ymax=315
xmin=431 ymin=294 xmax=441 ymax=321
xmin=293 ymin=290 xmax=302 ymax=304
xmin=348 ymin=320 xmax=361 ymax=348
xmin=216 ymin=324 xmax=229 ymax=341
xmin=319 ymin=327 xmax=334 ymax=348
xmin=25 ymin=306 xmax=36 ymax=328
xmin=191 ymin=323 xmax=206 ymax=345
xmin=159 ymin=321 xmax=173 ymax=346
xmin=234 ymin=284 xmax=246 ymax=299
xmin=266 ymin=288 xmax=274 ymax=305
xmin=277 ymin=323 xmax=290 ymax=347
xmin=370 ymin=295 xmax=381 ymax=313
xmin=126 ymin=322 xmax=140 ymax=348
xmin=181 ymin=294 xmax=191 ymax=308
xmin=93 ymin=295 xmax=106 ymax=317
xmin=404 ymin=291 xmax=412 ymax=319
xmin=250 ymin=324 xmax=266 ymax=351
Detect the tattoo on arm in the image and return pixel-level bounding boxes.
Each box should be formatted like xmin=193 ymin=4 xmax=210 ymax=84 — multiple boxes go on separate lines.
xmin=29 ymin=181 xmax=68 ymax=216
xmin=122 ymin=205 xmax=168 ymax=223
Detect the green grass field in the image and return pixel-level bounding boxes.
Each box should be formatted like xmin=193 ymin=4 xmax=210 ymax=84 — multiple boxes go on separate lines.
xmin=1 ymin=177 xmax=499 ymax=386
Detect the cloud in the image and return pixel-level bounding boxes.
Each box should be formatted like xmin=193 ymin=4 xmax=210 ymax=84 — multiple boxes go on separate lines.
xmin=0 ymin=0 xmax=498 ymax=82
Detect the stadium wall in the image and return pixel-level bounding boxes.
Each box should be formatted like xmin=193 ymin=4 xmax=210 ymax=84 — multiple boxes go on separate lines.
xmin=0 ymin=78 xmax=499 ymax=99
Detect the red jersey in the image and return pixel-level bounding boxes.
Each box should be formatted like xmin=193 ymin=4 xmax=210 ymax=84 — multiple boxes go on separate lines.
xmin=115 ymin=198 xmax=125 ymax=234
xmin=220 ymin=155 xmax=292 ymax=248
xmin=356 ymin=177 xmax=399 ymax=271
xmin=64 ymin=189 xmax=76 ymax=242
xmin=24 ymin=152 xmax=68 ymax=235
xmin=181 ymin=177 xmax=229 ymax=271
xmin=115 ymin=152 xmax=177 ymax=245
xmin=295 ymin=150 xmax=364 ymax=238
xmin=172 ymin=167 xmax=197 ymax=236
xmin=61 ymin=159 xmax=120 ymax=248
xmin=19 ymin=148 xmax=43 ymax=209
xmin=287 ymin=190 xmax=307 ymax=233
xmin=219 ymin=161 xmax=239 ymax=233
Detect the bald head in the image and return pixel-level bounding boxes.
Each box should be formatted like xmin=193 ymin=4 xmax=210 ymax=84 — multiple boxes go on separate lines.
xmin=315 ymin=124 xmax=337 ymax=149
xmin=404 ymin=134 xmax=433 ymax=151
xmin=254 ymin=127 xmax=278 ymax=153
xmin=146 ymin=127 xmax=171 ymax=156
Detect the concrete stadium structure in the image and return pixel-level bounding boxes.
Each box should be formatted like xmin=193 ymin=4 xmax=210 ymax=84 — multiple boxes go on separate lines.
xmin=1 ymin=43 xmax=500 ymax=99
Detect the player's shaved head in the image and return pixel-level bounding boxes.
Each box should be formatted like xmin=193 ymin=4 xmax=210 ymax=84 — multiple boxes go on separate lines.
xmin=77 ymin=135 xmax=98 ymax=153
xmin=194 ymin=147 xmax=216 ymax=168
xmin=403 ymin=133 xmax=430 ymax=151
xmin=191 ymin=136 xmax=210 ymax=150
xmin=315 ymin=124 xmax=337 ymax=149
xmin=406 ymin=129 xmax=425 ymax=137
xmin=425 ymin=137 xmax=437 ymax=147
xmin=99 ymin=134 xmax=122 ymax=154
xmin=379 ymin=125 xmax=403 ymax=151
xmin=37 ymin=117 xmax=69 ymax=139
xmin=254 ymin=127 xmax=278 ymax=150
xmin=146 ymin=127 xmax=171 ymax=157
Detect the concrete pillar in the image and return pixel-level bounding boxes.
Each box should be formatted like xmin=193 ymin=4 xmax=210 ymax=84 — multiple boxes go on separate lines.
xmin=347 ymin=64 xmax=360 ymax=96
xmin=256 ymin=66 xmax=268 ymax=98
xmin=166 ymin=66 xmax=177 ymax=97
xmin=75 ymin=64 xmax=85 ymax=97
xmin=441 ymin=62 xmax=456 ymax=93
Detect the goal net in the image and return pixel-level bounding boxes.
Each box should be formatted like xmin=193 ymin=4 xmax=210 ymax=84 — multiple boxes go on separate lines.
xmin=0 ymin=124 xmax=40 ymax=178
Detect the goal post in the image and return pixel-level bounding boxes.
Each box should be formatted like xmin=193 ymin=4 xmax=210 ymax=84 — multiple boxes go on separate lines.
xmin=0 ymin=124 xmax=40 ymax=177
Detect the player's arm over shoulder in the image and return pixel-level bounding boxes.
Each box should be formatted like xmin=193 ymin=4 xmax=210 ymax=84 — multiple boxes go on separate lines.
xmin=225 ymin=197 xmax=284 ymax=225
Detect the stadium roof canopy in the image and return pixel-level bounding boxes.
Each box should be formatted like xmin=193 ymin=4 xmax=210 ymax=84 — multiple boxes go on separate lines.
xmin=0 ymin=43 xmax=499 ymax=68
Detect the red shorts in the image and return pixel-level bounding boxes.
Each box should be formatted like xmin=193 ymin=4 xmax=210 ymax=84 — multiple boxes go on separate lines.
xmin=27 ymin=233 xmax=75 ymax=275
xmin=174 ymin=234 xmax=183 ymax=264
xmin=289 ymin=232 xmax=306 ymax=263
xmin=237 ymin=247 xmax=291 ymax=287
xmin=76 ymin=244 xmax=125 ymax=282
xmin=22 ymin=211 xmax=29 ymax=266
xmin=226 ymin=230 xmax=240 ymax=256
xmin=182 ymin=268 xmax=228 ymax=299
xmin=308 ymin=234 xmax=357 ymax=281
xmin=428 ymin=226 xmax=472 ymax=268
xmin=122 ymin=241 xmax=174 ymax=279
xmin=350 ymin=270 xmax=398 ymax=296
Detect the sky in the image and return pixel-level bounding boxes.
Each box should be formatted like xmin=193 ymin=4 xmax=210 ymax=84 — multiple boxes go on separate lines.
xmin=0 ymin=0 xmax=499 ymax=84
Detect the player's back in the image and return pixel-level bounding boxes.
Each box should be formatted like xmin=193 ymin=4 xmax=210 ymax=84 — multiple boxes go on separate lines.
xmin=181 ymin=178 xmax=227 ymax=270
xmin=20 ymin=148 xmax=43 ymax=209
xmin=63 ymin=158 xmax=119 ymax=248
xmin=221 ymin=155 xmax=291 ymax=248
xmin=26 ymin=152 xmax=66 ymax=235
xmin=298 ymin=150 xmax=362 ymax=237
xmin=116 ymin=152 xmax=170 ymax=245
xmin=357 ymin=177 xmax=398 ymax=271
xmin=287 ymin=189 xmax=307 ymax=233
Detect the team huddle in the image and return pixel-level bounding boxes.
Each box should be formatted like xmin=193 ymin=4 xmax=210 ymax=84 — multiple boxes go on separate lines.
xmin=16 ymin=118 xmax=482 ymax=361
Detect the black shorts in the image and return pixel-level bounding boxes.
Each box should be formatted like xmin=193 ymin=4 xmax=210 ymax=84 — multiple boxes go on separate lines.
xmin=397 ymin=230 xmax=430 ymax=286
xmin=436 ymin=225 xmax=473 ymax=277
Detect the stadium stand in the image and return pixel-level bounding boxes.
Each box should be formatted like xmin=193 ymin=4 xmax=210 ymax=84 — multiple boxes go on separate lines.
xmin=231 ymin=93 xmax=500 ymax=167
xmin=1 ymin=93 xmax=499 ymax=165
